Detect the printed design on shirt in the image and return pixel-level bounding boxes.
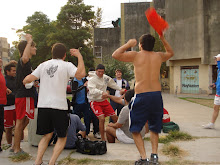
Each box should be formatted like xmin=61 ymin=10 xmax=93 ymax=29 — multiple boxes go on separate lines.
xmin=104 ymin=77 xmax=109 ymax=84
xmin=47 ymin=65 xmax=58 ymax=78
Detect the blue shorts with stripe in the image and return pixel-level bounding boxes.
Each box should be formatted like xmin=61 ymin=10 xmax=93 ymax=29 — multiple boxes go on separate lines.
xmin=129 ymin=91 xmax=163 ymax=133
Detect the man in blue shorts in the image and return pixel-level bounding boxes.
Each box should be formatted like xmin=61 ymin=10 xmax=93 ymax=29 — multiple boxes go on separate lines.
xmin=112 ymin=34 xmax=174 ymax=165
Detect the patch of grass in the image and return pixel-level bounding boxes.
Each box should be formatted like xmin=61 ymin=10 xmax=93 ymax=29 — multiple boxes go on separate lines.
xmin=167 ymin=130 xmax=193 ymax=141
xmin=162 ymin=144 xmax=184 ymax=157
xmin=59 ymin=158 xmax=134 ymax=165
xmin=144 ymin=131 xmax=193 ymax=144
xmin=162 ymin=158 xmax=199 ymax=165
xmin=158 ymin=135 xmax=172 ymax=144
xmin=9 ymin=152 xmax=32 ymax=162
xmin=179 ymin=97 xmax=214 ymax=108
xmin=76 ymin=158 xmax=92 ymax=164
xmin=58 ymin=156 xmax=76 ymax=165
xmin=1 ymin=143 xmax=11 ymax=150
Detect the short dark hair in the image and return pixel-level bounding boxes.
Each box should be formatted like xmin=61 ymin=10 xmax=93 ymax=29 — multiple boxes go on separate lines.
xmin=52 ymin=43 xmax=67 ymax=59
xmin=124 ymin=89 xmax=134 ymax=103
xmin=88 ymin=67 xmax=95 ymax=72
xmin=4 ymin=63 xmax=16 ymax=75
xmin=18 ymin=40 xmax=36 ymax=57
xmin=96 ymin=64 xmax=105 ymax=70
xmin=139 ymin=34 xmax=155 ymax=51
xmin=115 ymin=69 xmax=122 ymax=73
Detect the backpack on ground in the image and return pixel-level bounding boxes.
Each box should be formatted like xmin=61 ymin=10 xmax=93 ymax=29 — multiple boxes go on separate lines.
xmin=162 ymin=121 xmax=180 ymax=133
xmin=75 ymin=135 xmax=107 ymax=155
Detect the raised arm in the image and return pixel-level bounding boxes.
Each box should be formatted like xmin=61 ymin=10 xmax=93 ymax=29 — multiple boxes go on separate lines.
xmin=112 ymin=39 xmax=138 ymax=62
xmin=158 ymin=35 xmax=174 ymax=62
xmin=22 ymin=34 xmax=33 ymax=64
xmin=70 ymin=49 xmax=86 ymax=79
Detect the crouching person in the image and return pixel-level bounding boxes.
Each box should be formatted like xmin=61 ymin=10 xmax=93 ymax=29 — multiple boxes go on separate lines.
xmin=106 ymin=89 xmax=148 ymax=143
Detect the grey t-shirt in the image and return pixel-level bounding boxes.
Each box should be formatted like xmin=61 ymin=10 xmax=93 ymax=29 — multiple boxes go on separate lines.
xmin=65 ymin=114 xmax=86 ymax=149
xmin=117 ymin=105 xmax=145 ymax=139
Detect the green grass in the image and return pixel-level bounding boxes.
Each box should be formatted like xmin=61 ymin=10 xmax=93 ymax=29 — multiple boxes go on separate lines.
xmin=9 ymin=152 xmax=32 ymax=162
xmin=144 ymin=131 xmax=193 ymax=144
xmin=162 ymin=144 xmax=184 ymax=157
xmin=179 ymin=97 xmax=214 ymax=108
xmin=58 ymin=158 xmax=134 ymax=165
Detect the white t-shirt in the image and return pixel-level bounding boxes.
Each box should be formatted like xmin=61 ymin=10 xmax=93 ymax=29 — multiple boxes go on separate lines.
xmin=32 ymin=59 xmax=77 ymax=110
xmin=115 ymin=79 xmax=122 ymax=97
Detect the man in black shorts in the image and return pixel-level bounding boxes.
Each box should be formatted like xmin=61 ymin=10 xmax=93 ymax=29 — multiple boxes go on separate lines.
xmin=23 ymin=43 xmax=86 ymax=165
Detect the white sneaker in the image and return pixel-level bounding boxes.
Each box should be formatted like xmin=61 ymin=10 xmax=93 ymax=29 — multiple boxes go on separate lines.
xmin=202 ymin=123 xmax=214 ymax=129
xmin=94 ymin=132 xmax=101 ymax=139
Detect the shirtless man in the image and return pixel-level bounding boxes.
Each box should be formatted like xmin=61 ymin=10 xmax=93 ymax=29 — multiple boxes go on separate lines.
xmin=112 ymin=34 xmax=174 ymax=165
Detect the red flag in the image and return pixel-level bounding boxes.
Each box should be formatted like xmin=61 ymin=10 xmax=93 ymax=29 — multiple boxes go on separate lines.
xmin=145 ymin=7 xmax=169 ymax=36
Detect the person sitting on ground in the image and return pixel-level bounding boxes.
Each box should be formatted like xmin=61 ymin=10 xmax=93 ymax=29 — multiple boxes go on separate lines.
xmin=106 ymin=89 xmax=148 ymax=143
xmin=65 ymin=114 xmax=86 ymax=149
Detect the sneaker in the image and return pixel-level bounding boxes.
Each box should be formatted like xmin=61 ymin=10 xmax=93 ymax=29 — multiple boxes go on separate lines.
xmin=202 ymin=123 xmax=214 ymax=129
xmin=149 ymin=154 xmax=159 ymax=165
xmin=135 ymin=158 xmax=149 ymax=165
xmin=11 ymin=149 xmax=30 ymax=157
xmin=94 ymin=132 xmax=101 ymax=139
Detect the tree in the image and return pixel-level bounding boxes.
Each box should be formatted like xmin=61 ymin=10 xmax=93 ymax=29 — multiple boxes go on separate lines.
xmin=21 ymin=11 xmax=54 ymax=68
xmin=48 ymin=0 xmax=95 ymax=70
xmin=105 ymin=59 xmax=134 ymax=81
xmin=153 ymin=32 xmax=168 ymax=77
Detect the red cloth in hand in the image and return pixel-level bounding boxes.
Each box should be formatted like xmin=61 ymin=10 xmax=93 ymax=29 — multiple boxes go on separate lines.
xmin=145 ymin=7 xmax=169 ymax=36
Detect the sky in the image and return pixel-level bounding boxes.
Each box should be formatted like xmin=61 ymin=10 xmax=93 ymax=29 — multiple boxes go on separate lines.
xmin=0 ymin=0 xmax=151 ymax=46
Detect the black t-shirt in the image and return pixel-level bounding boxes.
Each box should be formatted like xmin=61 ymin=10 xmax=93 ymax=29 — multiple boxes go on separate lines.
xmin=15 ymin=58 xmax=35 ymax=99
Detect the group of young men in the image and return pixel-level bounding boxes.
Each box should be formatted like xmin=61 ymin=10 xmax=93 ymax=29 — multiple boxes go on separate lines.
xmin=0 ymin=31 xmax=176 ymax=165
xmin=0 ymin=16 xmax=219 ymax=164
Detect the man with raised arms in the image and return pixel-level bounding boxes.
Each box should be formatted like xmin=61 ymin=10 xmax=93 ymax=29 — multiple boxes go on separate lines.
xmin=112 ymin=34 xmax=174 ymax=165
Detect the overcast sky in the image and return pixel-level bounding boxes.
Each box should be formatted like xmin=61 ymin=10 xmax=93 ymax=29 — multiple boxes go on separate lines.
xmin=0 ymin=0 xmax=151 ymax=46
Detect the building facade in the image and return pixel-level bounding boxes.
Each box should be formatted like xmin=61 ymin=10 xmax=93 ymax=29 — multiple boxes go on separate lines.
xmin=0 ymin=37 xmax=10 ymax=68
xmin=166 ymin=0 xmax=220 ymax=94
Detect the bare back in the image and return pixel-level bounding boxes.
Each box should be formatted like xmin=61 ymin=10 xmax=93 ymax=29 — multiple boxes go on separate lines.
xmin=133 ymin=51 xmax=162 ymax=94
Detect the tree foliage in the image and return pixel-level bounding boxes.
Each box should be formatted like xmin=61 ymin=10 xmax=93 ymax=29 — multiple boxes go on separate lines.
xmin=22 ymin=11 xmax=53 ymax=68
xmin=105 ymin=59 xmax=134 ymax=81
xmin=153 ymin=32 xmax=168 ymax=76
xmin=12 ymin=0 xmax=97 ymax=70
xmin=47 ymin=0 xmax=95 ymax=69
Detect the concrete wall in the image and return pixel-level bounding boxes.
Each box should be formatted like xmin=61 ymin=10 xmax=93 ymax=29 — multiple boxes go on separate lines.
xmin=165 ymin=0 xmax=204 ymax=62
xmin=93 ymin=28 xmax=121 ymax=63
xmin=121 ymin=2 xmax=151 ymax=47
xmin=0 ymin=37 xmax=10 ymax=67
xmin=166 ymin=0 xmax=220 ymax=65
xmin=205 ymin=0 xmax=220 ymax=65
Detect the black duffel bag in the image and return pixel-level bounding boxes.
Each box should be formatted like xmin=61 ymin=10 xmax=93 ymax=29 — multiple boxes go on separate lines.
xmin=75 ymin=135 xmax=107 ymax=155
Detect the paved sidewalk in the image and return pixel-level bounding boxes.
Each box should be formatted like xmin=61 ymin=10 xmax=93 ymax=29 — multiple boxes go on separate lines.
xmin=0 ymin=93 xmax=220 ymax=164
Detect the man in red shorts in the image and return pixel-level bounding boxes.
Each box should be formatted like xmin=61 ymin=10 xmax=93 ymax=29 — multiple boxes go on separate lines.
xmin=4 ymin=62 xmax=17 ymax=148
xmin=13 ymin=34 xmax=37 ymax=155
xmin=88 ymin=64 xmax=125 ymax=141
